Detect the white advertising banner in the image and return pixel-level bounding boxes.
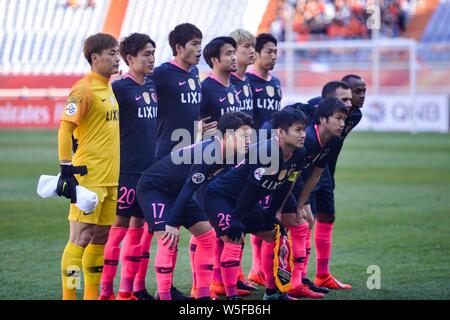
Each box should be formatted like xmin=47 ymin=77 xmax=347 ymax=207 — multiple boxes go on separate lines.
xmin=282 ymin=95 xmax=449 ymax=133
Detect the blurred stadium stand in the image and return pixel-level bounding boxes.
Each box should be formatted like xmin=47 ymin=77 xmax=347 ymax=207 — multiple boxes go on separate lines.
xmin=0 ymin=0 xmax=448 ymax=132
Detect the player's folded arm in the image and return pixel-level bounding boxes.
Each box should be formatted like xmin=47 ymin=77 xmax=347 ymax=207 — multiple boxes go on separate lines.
xmin=166 ymin=165 xmax=212 ymax=228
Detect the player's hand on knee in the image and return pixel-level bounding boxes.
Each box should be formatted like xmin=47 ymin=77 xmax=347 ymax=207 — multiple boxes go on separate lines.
xmin=161 ymin=225 xmax=180 ymax=249
xmin=225 ymin=220 xmax=245 ymax=243
xmin=56 ymin=164 xmax=87 ymax=203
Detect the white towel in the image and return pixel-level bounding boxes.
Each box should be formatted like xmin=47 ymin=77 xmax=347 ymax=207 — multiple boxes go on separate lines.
xmin=37 ymin=174 xmax=98 ymax=213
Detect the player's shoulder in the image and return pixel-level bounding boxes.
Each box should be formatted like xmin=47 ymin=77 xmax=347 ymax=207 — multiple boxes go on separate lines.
xmin=111 ymin=76 xmax=132 ymax=91
xmin=270 ymin=74 xmax=281 ymax=85
xmin=68 ymin=75 xmax=92 ymax=100
xmin=201 ymin=76 xmax=215 ymax=87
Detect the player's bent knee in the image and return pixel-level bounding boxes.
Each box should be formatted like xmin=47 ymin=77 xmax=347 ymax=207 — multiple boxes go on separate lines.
xmin=91 ymin=225 xmax=111 ymax=245
xmin=221 ymin=235 xmax=243 ymax=245
xmin=69 ymin=222 xmax=96 ymax=247
xmin=317 ymin=213 xmax=335 ymax=224
xmin=255 ymin=230 xmax=274 ymax=242
xmin=188 ymin=221 xmax=213 ymax=237
xmin=281 ymin=213 xmax=299 ymax=226
xmin=129 ymin=216 xmax=145 ymax=228
xmin=114 ymin=215 xmax=131 ymax=228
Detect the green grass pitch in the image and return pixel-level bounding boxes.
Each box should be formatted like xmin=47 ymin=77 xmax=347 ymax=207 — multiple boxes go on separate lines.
xmin=0 ymin=130 xmax=449 ymax=300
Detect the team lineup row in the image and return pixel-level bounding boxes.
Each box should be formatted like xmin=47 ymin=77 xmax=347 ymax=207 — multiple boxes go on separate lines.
xmin=55 ymin=23 xmax=367 ymax=301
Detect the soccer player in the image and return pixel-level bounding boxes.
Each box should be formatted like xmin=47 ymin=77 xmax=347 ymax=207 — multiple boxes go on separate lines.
xmin=204 ymin=108 xmax=309 ymax=300
xmin=247 ymin=33 xmax=282 ymax=286
xmin=152 ymin=23 xmax=211 ymax=160
xmin=311 ymin=76 xmax=366 ymax=290
xmin=280 ymin=97 xmax=348 ymax=298
xmin=229 ymin=29 xmax=256 ymax=116
xmin=247 ymin=33 xmax=282 ymax=129
xmin=149 ymin=23 xmax=206 ymax=299
xmin=57 ymin=33 xmax=120 ymax=300
xmin=136 ymin=112 xmax=253 ymax=300
xmin=99 ymin=33 xmax=158 ymax=301
xmin=201 ymin=37 xmax=241 ymax=124
xmin=199 ymin=36 xmax=256 ymax=295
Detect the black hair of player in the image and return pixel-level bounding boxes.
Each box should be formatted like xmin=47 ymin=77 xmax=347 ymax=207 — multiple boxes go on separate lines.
xmin=83 ymin=33 xmax=118 ymax=65
xmin=168 ymin=23 xmax=203 ymax=56
xmin=119 ymin=33 xmax=156 ymax=66
xmin=314 ymin=97 xmax=348 ymax=124
xmin=321 ymin=81 xmax=350 ymax=99
xmin=255 ymin=33 xmax=277 ymax=53
xmin=203 ymin=37 xmax=237 ymax=68
xmin=272 ymin=108 xmax=308 ymax=133
xmin=341 ymin=74 xmax=362 ymax=83
xmin=218 ymin=111 xmax=254 ymax=135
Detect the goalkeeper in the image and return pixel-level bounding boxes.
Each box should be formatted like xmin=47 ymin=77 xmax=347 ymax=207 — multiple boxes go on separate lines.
xmin=57 ymin=33 xmax=120 ymax=300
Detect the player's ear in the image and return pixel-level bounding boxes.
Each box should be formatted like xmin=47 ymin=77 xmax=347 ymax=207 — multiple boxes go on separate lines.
xmin=126 ymin=54 xmax=133 ymax=66
xmin=175 ymin=43 xmax=184 ymax=56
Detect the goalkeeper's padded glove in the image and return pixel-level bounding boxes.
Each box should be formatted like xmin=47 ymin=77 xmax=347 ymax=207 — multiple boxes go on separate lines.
xmin=56 ymin=164 xmax=87 ymax=203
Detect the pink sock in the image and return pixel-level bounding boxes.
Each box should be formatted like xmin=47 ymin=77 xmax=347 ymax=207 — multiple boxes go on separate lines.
xmin=101 ymin=227 xmax=127 ymax=297
xmin=220 ymin=242 xmax=242 ymax=297
xmin=302 ymin=227 xmax=312 ymax=279
xmin=133 ymin=226 xmax=153 ymax=292
xmin=171 ymin=245 xmax=178 ymax=285
xmin=194 ymin=229 xmax=215 ymax=298
xmin=315 ymin=222 xmax=334 ymax=277
xmin=250 ymin=235 xmax=263 ymax=274
xmin=238 ymin=242 xmax=245 ymax=279
xmin=154 ymin=238 xmax=176 ymax=300
xmin=213 ymin=238 xmax=224 ymax=283
xmin=289 ymin=222 xmax=308 ymax=288
xmin=119 ymin=227 xmax=143 ymax=293
xmin=261 ymin=240 xmax=276 ymax=289
xmin=189 ymin=235 xmax=198 ymax=292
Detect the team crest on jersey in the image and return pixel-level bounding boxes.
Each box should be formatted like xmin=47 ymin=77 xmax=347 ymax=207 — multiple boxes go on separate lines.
xmin=278 ymin=169 xmax=287 ymax=181
xmin=151 ymin=92 xmax=158 ymax=103
xmin=243 ymin=85 xmax=249 ymax=97
xmin=266 ymin=86 xmax=275 ymax=97
xmin=188 ymin=78 xmax=196 ymax=91
xmin=254 ymin=167 xmax=265 ymax=181
xmin=227 ymin=92 xmax=235 ymax=105
xmin=142 ymin=92 xmax=151 ymax=105
xmin=192 ymin=172 xmax=205 ymax=184
xmin=109 ymin=95 xmax=116 ymax=106
xmin=65 ymin=103 xmax=77 ymax=116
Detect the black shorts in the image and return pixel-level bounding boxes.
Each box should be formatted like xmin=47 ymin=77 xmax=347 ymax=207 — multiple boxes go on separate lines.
xmin=116 ymin=173 xmax=144 ymax=219
xmin=310 ymin=167 xmax=335 ymax=215
xmin=204 ymin=191 xmax=274 ymax=237
xmin=137 ymin=187 xmax=208 ymax=232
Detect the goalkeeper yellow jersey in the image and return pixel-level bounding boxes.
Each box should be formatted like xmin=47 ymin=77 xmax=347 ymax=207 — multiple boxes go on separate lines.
xmin=60 ymin=71 xmax=120 ymax=187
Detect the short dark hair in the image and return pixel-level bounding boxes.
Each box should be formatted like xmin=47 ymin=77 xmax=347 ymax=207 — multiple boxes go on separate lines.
xmin=218 ymin=111 xmax=254 ymax=134
xmin=83 ymin=33 xmax=118 ymax=65
xmin=203 ymin=37 xmax=237 ymax=68
xmin=321 ymin=81 xmax=350 ymax=99
xmin=272 ymin=108 xmax=308 ymax=132
xmin=255 ymin=33 xmax=277 ymax=53
xmin=168 ymin=23 xmax=203 ymax=56
xmin=119 ymin=33 xmax=155 ymax=66
xmin=341 ymin=74 xmax=362 ymax=83
xmin=314 ymin=97 xmax=348 ymax=124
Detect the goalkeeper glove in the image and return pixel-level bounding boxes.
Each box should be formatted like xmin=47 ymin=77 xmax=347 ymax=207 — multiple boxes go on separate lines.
xmin=56 ymin=164 xmax=87 ymax=203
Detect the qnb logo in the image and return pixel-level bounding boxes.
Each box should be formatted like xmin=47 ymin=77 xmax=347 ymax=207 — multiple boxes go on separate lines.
xmin=367 ymin=265 xmax=381 ymax=290
xmin=366 ymin=101 xmax=385 ymax=123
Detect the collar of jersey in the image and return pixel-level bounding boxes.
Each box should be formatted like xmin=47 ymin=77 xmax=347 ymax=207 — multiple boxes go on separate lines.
xmin=89 ymin=71 xmax=110 ymax=86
